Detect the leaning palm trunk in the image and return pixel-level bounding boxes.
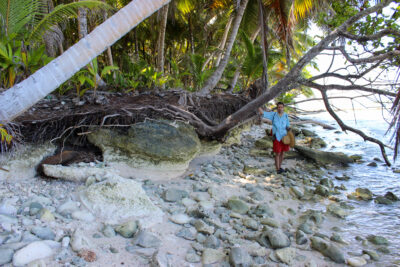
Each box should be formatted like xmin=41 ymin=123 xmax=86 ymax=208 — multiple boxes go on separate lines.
xmin=199 ymin=0 xmax=249 ymax=95
xmin=0 ymin=0 xmax=170 ymax=122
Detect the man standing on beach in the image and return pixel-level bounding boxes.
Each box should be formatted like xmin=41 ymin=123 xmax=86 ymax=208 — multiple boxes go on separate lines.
xmin=258 ymin=102 xmax=290 ymax=174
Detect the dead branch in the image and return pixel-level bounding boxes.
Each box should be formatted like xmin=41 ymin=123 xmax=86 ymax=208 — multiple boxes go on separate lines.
xmin=338 ymin=28 xmax=400 ymax=42
xmin=300 ymin=80 xmax=397 ymax=97
xmin=0 ymin=166 xmax=9 ymax=172
xmin=320 ymin=89 xmax=391 ymax=166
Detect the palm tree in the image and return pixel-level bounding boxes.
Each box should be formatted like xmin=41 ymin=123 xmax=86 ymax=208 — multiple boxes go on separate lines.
xmin=199 ymin=0 xmax=250 ymax=95
xmin=0 ymin=0 xmax=171 ymax=122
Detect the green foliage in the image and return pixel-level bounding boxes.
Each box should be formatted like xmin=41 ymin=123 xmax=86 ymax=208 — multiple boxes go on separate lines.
xmin=0 ymin=124 xmax=12 ymax=145
xmin=188 ymin=54 xmax=213 ymax=90
xmin=0 ymin=37 xmax=52 ymax=88
xmin=0 ymin=0 xmax=112 ymax=41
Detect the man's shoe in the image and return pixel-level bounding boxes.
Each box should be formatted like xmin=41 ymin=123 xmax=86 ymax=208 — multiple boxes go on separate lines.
xmin=277 ymin=169 xmax=283 ymax=174
xmin=279 ymin=168 xmax=286 ymax=173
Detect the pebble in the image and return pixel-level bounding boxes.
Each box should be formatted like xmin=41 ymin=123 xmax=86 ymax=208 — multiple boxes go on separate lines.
xmin=275 ymin=247 xmax=296 ymax=265
xmin=229 ymin=247 xmax=252 ymax=267
xmin=12 ymin=241 xmax=53 ymax=266
xmin=29 ymin=202 xmax=43 ymax=216
xmin=31 ymin=226 xmax=56 ymax=240
xmin=37 ymin=208 xmax=55 ymax=221
xmin=203 ymin=235 xmax=220 ymax=249
xmin=170 ymin=214 xmax=191 ymax=225
xmin=132 ymin=230 xmax=161 ymax=248
xmin=226 ymin=198 xmax=249 ymax=214
xmin=186 ymin=252 xmax=201 ymax=263
xmin=115 ymin=220 xmax=138 ymax=238
xmin=347 ymin=256 xmax=367 ymax=266
xmin=102 ymin=225 xmax=116 ymax=237
xmin=202 ymin=248 xmax=225 ymax=265
xmin=194 ymin=220 xmax=215 ymax=235
xmin=71 ymin=230 xmax=91 ymax=252
xmin=176 ymin=227 xmax=196 ymax=240
xmin=0 ymin=248 xmax=13 ymax=265
xmin=162 ymin=188 xmax=189 ymax=202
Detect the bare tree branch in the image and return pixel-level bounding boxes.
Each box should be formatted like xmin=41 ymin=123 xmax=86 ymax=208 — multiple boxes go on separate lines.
xmin=320 ymin=89 xmax=391 ymax=166
xmin=338 ymin=28 xmax=400 ymax=42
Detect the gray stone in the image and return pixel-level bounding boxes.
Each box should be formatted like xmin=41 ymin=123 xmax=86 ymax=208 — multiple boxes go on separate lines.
xmin=242 ymin=218 xmax=258 ymax=230
xmin=327 ymin=203 xmax=349 ymax=218
xmin=87 ymin=121 xmax=201 ymax=171
xmin=204 ymin=235 xmax=220 ymax=249
xmin=362 ymin=249 xmax=379 ymax=261
xmin=260 ymin=218 xmax=279 ymax=228
xmin=56 ymin=200 xmax=80 ymax=216
xmin=102 ymin=225 xmax=116 ymax=237
xmin=314 ymin=185 xmax=330 ymax=197
xmin=296 ymin=230 xmax=308 ymax=245
xmin=298 ymin=222 xmax=313 ymax=234
xmin=194 ymin=220 xmax=215 ymax=235
xmin=310 ymin=236 xmax=345 ymax=263
xmin=330 ymin=233 xmax=348 ymax=245
xmin=186 ymin=252 xmax=201 ymax=263
xmin=132 ymin=230 xmax=161 ymax=248
xmin=12 ymin=241 xmax=53 ymax=266
xmin=79 ymin=175 xmax=163 ymax=226
xmin=229 ymin=247 xmax=252 ymax=267
xmin=253 ymin=203 xmax=274 ymax=217
xmin=367 ymin=162 xmax=377 ymax=167
xmin=170 ymin=213 xmax=191 ymax=225
xmin=367 ymin=235 xmax=389 ymax=245
xmin=262 ymin=229 xmax=290 ymax=249
xmin=295 ymin=145 xmax=353 ymax=165
xmin=37 ymin=208 xmax=55 ymax=221
xmin=347 ymin=256 xmax=367 ymax=266
xmin=374 ymin=196 xmax=393 ymax=205
xmin=275 ymin=247 xmax=296 ymax=265
xmin=290 ymin=187 xmax=304 ymax=199
xmin=115 ymin=220 xmax=138 ymax=238
xmin=29 ymin=202 xmax=43 ymax=216
xmin=0 ymin=248 xmax=13 ymax=265
xmin=300 ymin=210 xmax=324 ymax=225
xmin=302 ymin=129 xmax=317 ymax=137
xmin=21 ymin=231 xmax=41 ymax=243
xmin=31 ymin=227 xmax=55 ymax=240
xmin=0 ymin=214 xmax=18 ymax=224
xmin=70 ymin=230 xmax=91 ymax=252
xmin=227 ymin=198 xmax=249 ymax=214
xmin=202 ymin=248 xmax=225 ymax=265
xmin=176 ymin=227 xmax=196 ymax=241
xmin=162 ymin=188 xmax=189 ymax=202
xmin=348 ymin=188 xmax=373 ymax=201
xmin=384 ymin=191 xmax=399 ymax=201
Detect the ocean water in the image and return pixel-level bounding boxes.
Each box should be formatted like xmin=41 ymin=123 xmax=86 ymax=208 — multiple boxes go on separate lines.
xmin=303 ymin=111 xmax=400 ymax=264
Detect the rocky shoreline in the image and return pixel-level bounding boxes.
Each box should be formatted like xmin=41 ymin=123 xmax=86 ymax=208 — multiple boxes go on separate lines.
xmin=0 ymin=121 xmax=397 ymax=266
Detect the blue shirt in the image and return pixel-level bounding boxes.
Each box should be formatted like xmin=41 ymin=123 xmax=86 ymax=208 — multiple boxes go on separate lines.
xmin=263 ymin=111 xmax=290 ymax=141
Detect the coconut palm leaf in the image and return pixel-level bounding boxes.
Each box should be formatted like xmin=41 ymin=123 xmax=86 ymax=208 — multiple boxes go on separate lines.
xmin=0 ymin=0 xmax=47 ymax=37
xmin=29 ymin=1 xmax=113 ymax=41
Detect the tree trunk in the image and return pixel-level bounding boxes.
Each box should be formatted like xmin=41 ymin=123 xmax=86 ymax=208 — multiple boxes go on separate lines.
xmin=102 ymin=0 xmax=113 ymax=66
xmin=156 ymin=4 xmax=169 ymax=73
xmin=199 ymin=0 xmax=250 ymax=95
xmin=215 ymin=16 xmax=233 ymax=67
xmin=258 ymin=0 xmax=268 ymax=93
xmin=0 ymin=0 xmax=171 ymax=122
xmin=78 ymin=3 xmax=105 ymax=87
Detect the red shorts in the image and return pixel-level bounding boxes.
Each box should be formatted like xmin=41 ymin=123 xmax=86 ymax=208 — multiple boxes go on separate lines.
xmin=273 ymin=139 xmax=290 ymax=153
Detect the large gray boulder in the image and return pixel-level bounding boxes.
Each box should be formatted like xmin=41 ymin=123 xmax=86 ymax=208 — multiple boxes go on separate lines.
xmin=295 ymin=145 xmax=353 ymax=165
xmin=87 ymin=120 xmax=201 ymax=178
xmin=79 ymin=174 xmax=163 ymax=226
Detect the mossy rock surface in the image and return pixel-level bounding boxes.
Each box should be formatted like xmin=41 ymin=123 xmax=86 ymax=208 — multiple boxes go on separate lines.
xmin=88 ymin=121 xmax=201 ymax=165
xmin=294 ymin=145 xmax=353 ymax=165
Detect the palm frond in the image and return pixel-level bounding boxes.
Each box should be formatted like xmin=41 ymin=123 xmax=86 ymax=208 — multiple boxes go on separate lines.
xmin=29 ymin=0 xmax=113 ymax=42
xmin=0 ymin=0 xmax=47 ymax=37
